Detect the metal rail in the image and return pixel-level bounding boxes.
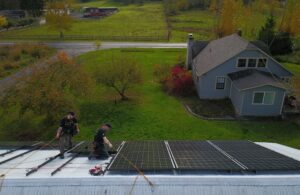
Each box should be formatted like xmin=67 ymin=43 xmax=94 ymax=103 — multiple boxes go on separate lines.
xmin=26 ymin=141 xmax=85 ymax=176
xmin=0 ymin=142 xmax=43 ymax=157
xmin=0 ymin=144 xmax=43 ymax=165
xmin=51 ymin=152 xmax=81 ymax=176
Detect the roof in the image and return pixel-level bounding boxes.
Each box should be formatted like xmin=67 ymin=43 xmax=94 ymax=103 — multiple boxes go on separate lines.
xmin=0 ymin=142 xmax=300 ymax=195
xmin=191 ymin=41 xmax=209 ymax=59
xmin=193 ymin=34 xmax=274 ymax=76
xmin=250 ymin=41 xmax=271 ymax=55
xmin=228 ymin=69 xmax=286 ymax=91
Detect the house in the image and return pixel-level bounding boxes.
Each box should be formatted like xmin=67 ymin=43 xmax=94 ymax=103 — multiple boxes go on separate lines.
xmin=187 ymin=33 xmax=293 ymax=116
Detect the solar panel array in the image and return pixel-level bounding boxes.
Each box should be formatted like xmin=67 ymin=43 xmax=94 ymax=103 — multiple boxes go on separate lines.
xmin=108 ymin=141 xmax=174 ymax=171
xmin=107 ymin=140 xmax=300 ymax=173
xmin=168 ymin=141 xmax=241 ymax=171
xmin=211 ymin=140 xmax=300 ymax=171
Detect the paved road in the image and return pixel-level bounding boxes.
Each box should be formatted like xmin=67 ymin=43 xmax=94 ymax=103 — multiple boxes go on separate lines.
xmin=0 ymin=41 xmax=187 ymax=56
xmin=0 ymin=41 xmax=187 ymax=94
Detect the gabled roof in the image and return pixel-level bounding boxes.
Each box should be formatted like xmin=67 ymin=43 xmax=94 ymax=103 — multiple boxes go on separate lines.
xmin=191 ymin=41 xmax=209 ymax=59
xmin=193 ymin=34 xmax=274 ymax=76
xmin=228 ymin=69 xmax=286 ymax=91
xmin=250 ymin=41 xmax=271 ymax=55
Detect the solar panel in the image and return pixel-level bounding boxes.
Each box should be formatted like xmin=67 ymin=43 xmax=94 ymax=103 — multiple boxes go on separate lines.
xmin=211 ymin=140 xmax=300 ymax=171
xmin=168 ymin=141 xmax=242 ymax=171
xmin=108 ymin=141 xmax=174 ymax=171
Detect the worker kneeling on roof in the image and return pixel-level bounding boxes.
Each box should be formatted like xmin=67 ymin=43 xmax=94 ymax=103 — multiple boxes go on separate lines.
xmin=56 ymin=112 xmax=80 ymax=159
xmin=89 ymin=123 xmax=113 ymax=160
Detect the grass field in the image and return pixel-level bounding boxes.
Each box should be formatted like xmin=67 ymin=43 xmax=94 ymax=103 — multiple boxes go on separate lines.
xmin=0 ymin=0 xmax=292 ymax=42
xmin=68 ymin=48 xmax=300 ymax=149
xmin=1 ymin=1 xmax=167 ymax=40
xmin=169 ymin=9 xmax=216 ymax=42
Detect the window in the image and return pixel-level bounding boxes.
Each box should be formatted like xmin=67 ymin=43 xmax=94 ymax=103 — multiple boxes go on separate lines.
xmin=216 ymin=77 xmax=226 ymax=89
xmin=237 ymin=59 xmax=247 ymax=67
xmin=248 ymin=59 xmax=257 ymax=67
xmin=253 ymin=92 xmax=264 ymax=104
xmin=281 ymin=77 xmax=290 ymax=83
xmin=253 ymin=92 xmax=275 ymax=105
xmin=257 ymin=58 xmax=267 ymax=68
xmin=264 ymin=92 xmax=275 ymax=105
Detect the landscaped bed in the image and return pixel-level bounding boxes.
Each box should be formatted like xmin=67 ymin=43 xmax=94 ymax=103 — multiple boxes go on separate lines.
xmin=182 ymin=96 xmax=236 ymax=118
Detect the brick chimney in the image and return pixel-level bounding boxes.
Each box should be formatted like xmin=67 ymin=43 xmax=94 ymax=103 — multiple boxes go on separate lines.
xmin=186 ymin=33 xmax=194 ymax=70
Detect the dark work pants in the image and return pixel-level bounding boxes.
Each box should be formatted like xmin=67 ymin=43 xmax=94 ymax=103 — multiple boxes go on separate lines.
xmin=59 ymin=134 xmax=72 ymax=155
xmin=89 ymin=145 xmax=109 ymax=159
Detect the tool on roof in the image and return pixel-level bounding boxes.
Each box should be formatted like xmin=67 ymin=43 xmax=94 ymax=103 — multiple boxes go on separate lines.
xmin=89 ymin=164 xmax=104 ymax=176
xmin=26 ymin=141 xmax=85 ymax=176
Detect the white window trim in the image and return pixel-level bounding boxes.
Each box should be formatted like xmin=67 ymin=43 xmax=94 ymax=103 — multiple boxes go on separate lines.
xmin=247 ymin=58 xmax=258 ymax=68
xmin=215 ymin=76 xmax=226 ymax=90
xmin=257 ymin=58 xmax=268 ymax=68
xmin=236 ymin=57 xmax=248 ymax=68
xmin=236 ymin=57 xmax=268 ymax=68
xmin=252 ymin=91 xmax=276 ymax=105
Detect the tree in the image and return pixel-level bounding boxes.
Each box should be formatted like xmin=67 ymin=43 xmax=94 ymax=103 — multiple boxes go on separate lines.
xmin=279 ymin=0 xmax=300 ymax=36
xmin=258 ymin=14 xmax=276 ymax=47
xmin=216 ymin=0 xmax=238 ymax=37
xmin=270 ymin=32 xmax=293 ymax=55
xmin=258 ymin=15 xmax=293 ymax=55
xmin=1 ymin=51 xmax=93 ymax=125
xmin=0 ymin=0 xmax=20 ymax=9
xmin=45 ymin=0 xmax=73 ymax=38
xmin=0 ymin=16 xmax=7 ymax=28
xmin=20 ymin=0 xmax=44 ymax=17
xmin=209 ymin=0 xmax=219 ymax=13
xmin=94 ymin=55 xmax=142 ymax=100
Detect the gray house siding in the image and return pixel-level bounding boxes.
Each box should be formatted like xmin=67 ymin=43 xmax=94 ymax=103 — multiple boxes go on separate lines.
xmin=236 ymin=50 xmax=293 ymax=77
xmin=240 ymin=85 xmax=285 ymax=116
xmin=230 ymin=84 xmax=244 ymax=115
xmin=193 ymin=49 xmax=291 ymax=100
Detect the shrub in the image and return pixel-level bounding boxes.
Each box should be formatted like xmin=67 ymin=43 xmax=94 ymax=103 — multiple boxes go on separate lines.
xmin=2 ymin=61 xmax=18 ymax=70
xmin=153 ymin=64 xmax=172 ymax=83
xmin=163 ymin=65 xmax=195 ymax=96
xmin=9 ymin=46 xmax=22 ymax=61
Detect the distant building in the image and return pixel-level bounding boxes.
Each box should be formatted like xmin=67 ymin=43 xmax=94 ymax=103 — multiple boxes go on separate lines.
xmin=82 ymin=7 xmax=118 ymax=18
xmin=187 ymin=33 xmax=293 ymax=116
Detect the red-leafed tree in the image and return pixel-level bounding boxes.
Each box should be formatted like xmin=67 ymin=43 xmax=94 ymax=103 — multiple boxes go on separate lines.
xmin=165 ymin=65 xmax=194 ymax=96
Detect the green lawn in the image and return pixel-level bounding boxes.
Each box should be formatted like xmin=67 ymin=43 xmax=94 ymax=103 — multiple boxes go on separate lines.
xmin=1 ymin=1 xmax=167 ymax=40
xmin=72 ymin=49 xmax=300 ymax=149
xmin=0 ymin=1 xmax=291 ymax=42
xmin=169 ymin=9 xmax=216 ymax=42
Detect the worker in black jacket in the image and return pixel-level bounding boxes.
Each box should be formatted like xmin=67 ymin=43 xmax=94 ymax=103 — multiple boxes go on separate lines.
xmin=89 ymin=123 xmax=113 ymax=160
xmin=56 ymin=112 xmax=79 ymax=159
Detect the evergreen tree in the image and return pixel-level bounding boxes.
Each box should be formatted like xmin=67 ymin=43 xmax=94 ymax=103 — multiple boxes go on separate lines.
xmin=258 ymin=14 xmax=275 ymax=47
xmin=270 ymin=32 xmax=293 ymax=55
xmin=258 ymin=15 xmax=293 ymax=55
